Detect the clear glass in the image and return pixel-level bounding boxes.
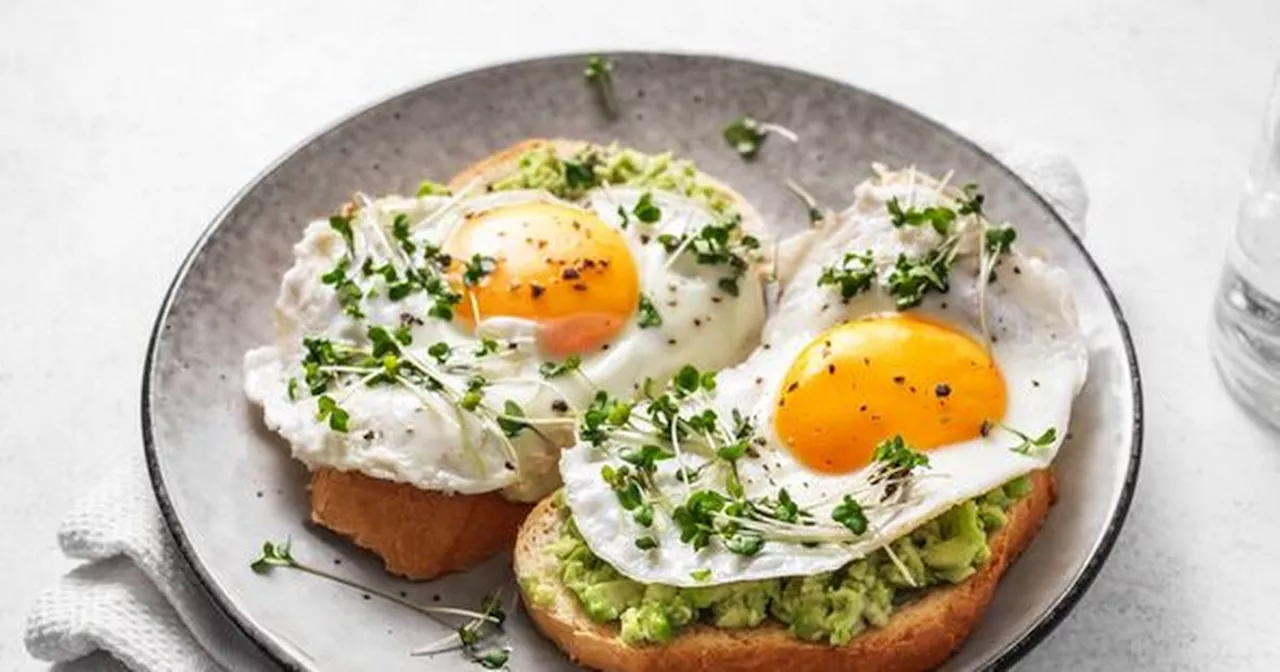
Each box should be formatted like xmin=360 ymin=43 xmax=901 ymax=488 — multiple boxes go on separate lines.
xmin=1212 ymin=66 xmax=1280 ymax=427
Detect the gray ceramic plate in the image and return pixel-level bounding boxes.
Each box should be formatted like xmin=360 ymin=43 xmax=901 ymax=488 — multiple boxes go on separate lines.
xmin=145 ymin=52 xmax=1141 ymax=671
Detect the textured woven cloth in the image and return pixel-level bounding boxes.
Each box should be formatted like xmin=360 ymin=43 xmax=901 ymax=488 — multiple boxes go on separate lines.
xmin=23 ymin=141 xmax=1087 ymax=671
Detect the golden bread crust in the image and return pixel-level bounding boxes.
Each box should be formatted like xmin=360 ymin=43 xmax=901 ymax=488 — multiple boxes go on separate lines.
xmin=447 ymin=138 xmax=583 ymax=191
xmin=309 ymin=469 xmax=531 ymax=580
xmin=515 ymin=470 xmax=1056 ymax=672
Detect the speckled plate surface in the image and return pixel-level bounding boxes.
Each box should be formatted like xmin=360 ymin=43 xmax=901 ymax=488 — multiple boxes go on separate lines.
xmin=144 ymin=52 xmax=1141 ymax=671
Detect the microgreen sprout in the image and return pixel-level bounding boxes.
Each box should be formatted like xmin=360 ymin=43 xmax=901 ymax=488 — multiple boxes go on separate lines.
xmin=887 ymin=197 xmax=957 ymax=235
xmin=885 ymin=249 xmax=952 ymax=309
xmin=957 ymin=183 xmax=985 ymax=216
xmin=831 ymin=495 xmax=868 ymax=535
xmin=658 ymin=212 xmax=761 ymax=296
xmin=991 ymin=422 xmax=1058 ymax=455
xmin=633 ymin=192 xmax=662 ymax=223
xmin=637 ymin=294 xmax=662 ymax=328
xmin=496 ymin=400 xmax=528 ymax=438
xmin=317 ymin=200 xmax=465 ymax=323
xmin=562 ymin=152 xmax=602 ymax=195
xmin=822 ymin=177 xmax=1015 ymax=327
xmin=585 ymin=362 xmax=939 ymax=557
xmin=584 ymin=55 xmax=616 ymax=117
xmin=315 ymin=395 xmax=350 ymax=432
xmin=328 ymin=214 xmax=355 ymax=253
xmin=784 ymin=178 xmax=826 ymax=224
xmin=817 ymin=251 xmax=876 ymax=301
xmin=722 ymin=116 xmax=799 ymax=159
xmin=872 ymin=434 xmax=931 ymax=472
xmin=539 ymin=356 xmax=582 ymax=379
xmin=976 ymin=222 xmax=1017 ymax=340
xmin=461 ymin=254 xmax=497 ymax=287
xmin=252 ymin=539 xmax=510 ymax=669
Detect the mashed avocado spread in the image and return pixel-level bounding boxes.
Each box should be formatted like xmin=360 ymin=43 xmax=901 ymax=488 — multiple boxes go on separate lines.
xmin=534 ymin=476 xmax=1031 ymax=647
xmin=485 ymin=144 xmax=733 ymax=213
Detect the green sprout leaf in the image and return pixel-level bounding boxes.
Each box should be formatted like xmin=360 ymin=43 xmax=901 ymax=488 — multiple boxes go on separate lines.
xmin=476 ymin=649 xmax=509 ymax=670
xmin=832 ymin=495 xmax=868 ymax=535
xmin=462 ymin=254 xmax=497 ymax=287
xmin=563 ymin=155 xmax=601 ymax=193
xmin=539 ymin=355 xmax=582 ymax=379
xmin=580 ymin=391 xmax=633 ymax=446
xmin=957 ymin=183 xmax=985 ymax=216
xmin=771 ymin=488 xmax=799 ymax=524
xmin=250 ymin=539 xmax=295 ymax=574
xmin=632 ymin=503 xmax=654 ymax=527
xmin=328 ymin=214 xmax=355 ymax=253
xmin=633 ymin=192 xmax=662 ymax=223
xmin=672 ymin=490 xmax=726 ymax=551
xmin=584 ymin=55 xmax=616 ymax=117
xmin=1005 ymin=424 xmax=1058 ymax=455
xmin=320 ymin=258 xmax=351 ymax=285
xmin=460 ymin=375 xmax=487 ymax=411
xmin=602 ymin=465 xmax=644 ymax=511
xmin=474 ymin=338 xmax=499 ymax=357
xmin=620 ymin=444 xmax=671 ymax=474
xmin=316 ymin=395 xmax=350 ymax=432
xmin=637 ymin=293 xmax=662 ymax=328
xmin=985 ymin=225 xmax=1017 ymax=256
xmin=872 ymin=435 xmax=930 ymax=472
xmin=366 ymin=325 xmax=401 ymax=358
xmin=716 ymin=440 xmax=747 ymax=462
xmin=723 ymin=116 xmax=765 ymax=158
xmin=885 ymin=251 xmax=951 ymax=309
xmin=818 ymin=251 xmax=877 ymax=300
xmin=726 ymin=531 xmax=764 ymax=557
xmin=497 ymin=400 xmax=528 ymax=438
xmin=673 ymin=364 xmax=703 ymax=395
xmin=427 ymin=341 xmax=451 ymax=364
xmin=392 ymin=213 xmax=417 ymax=255
xmin=479 ymin=594 xmax=507 ymax=627
xmin=886 ymin=197 xmax=957 ymax=235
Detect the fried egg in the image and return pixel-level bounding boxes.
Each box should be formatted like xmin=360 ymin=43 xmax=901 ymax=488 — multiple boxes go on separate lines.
xmin=245 ymin=185 xmax=768 ymax=501
xmin=561 ymin=166 xmax=1087 ymax=586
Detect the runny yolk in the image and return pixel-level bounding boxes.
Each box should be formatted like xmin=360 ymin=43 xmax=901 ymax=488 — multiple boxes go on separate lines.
xmin=443 ymin=201 xmax=640 ymax=357
xmin=773 ymin=314 xmax=1006 ymax=474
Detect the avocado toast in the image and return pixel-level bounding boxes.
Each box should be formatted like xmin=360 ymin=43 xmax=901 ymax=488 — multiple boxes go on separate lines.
xmin=294 ymin=138 xmax=773 ymax=580
xmin=513 ymin=164 xmax=1085 ymax=671
xmin=516 ymin=470 xmax=1054 ymax=672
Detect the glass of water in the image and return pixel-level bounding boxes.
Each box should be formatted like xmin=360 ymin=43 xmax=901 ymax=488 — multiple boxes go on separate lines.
xmin=1212 ymin=66 xmax=1280 ymax=427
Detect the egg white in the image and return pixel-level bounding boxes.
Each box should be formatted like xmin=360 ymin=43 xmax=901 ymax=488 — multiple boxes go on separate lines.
xmin=245 ymin=187 xmax=767 ymax=502
xmin=562 ymin=167 xmax=1088 ymax=586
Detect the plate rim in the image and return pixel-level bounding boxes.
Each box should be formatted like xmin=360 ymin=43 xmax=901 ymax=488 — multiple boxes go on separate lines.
xmin=142 ymin=49 xmax=1144 ymax=671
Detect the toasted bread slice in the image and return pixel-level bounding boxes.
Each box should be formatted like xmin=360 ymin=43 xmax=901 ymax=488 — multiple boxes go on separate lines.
xmin=515 ymin=469 xmax=1056 ymax=672
xmin=308 ymin=139 xmax=768 ymax=581
xmin=309 ymin=469 xmax=532 ymax=580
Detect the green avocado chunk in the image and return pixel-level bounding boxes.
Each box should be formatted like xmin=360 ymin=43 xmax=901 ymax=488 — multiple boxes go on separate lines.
xmin=487 ymin=144 xmax=733 ymax=213
xmin=550 ymin=476 xmax=1033 ymax=646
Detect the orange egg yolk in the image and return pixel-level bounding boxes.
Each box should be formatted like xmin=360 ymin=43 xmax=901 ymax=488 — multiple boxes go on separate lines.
xmin=773 ymin=314 xmax=1006 ymax=474
xmin=443 ymin=201 xmax=640 ymax=357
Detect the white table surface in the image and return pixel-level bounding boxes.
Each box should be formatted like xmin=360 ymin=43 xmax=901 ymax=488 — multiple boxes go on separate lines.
xmin=4 ymin=0 xmax=1280 ymax=669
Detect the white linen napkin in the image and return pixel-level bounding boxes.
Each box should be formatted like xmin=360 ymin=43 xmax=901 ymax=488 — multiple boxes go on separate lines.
xmin=23 ymin=140 xmax=1088 ymax=672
